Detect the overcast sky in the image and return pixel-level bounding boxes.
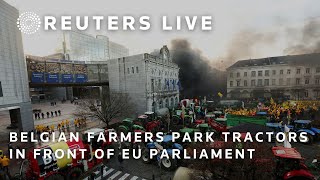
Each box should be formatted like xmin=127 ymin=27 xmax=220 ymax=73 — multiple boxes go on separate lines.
xmin=4 ymin=0 xmax=320 ymax=64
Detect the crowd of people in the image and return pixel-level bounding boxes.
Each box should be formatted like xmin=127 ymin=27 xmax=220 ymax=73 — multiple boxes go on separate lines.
xmin=226 ymin=99 xmax=319 ymax=123
xmin=34 ymin=109 xmax=62 ymax=120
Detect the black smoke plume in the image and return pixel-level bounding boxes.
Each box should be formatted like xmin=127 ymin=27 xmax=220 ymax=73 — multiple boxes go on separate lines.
xmin=284 ymin=19 xmax=320 ymax=55
xmin=171 ymin=39 xmax=226 ymax=99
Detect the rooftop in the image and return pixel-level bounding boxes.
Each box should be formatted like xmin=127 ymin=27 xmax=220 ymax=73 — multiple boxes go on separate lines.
xmin=227 ymin=53 xmax=320 ymax=69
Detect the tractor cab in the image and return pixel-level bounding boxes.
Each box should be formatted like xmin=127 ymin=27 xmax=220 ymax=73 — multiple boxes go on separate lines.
xmin=293 ymin=120 xmax=312 ymax=129
xmin=272 ymin=146 xmax=316 ymax=180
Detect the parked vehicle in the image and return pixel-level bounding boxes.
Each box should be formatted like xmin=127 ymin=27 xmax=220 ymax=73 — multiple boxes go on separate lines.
xmin=290 ymin=120 xmax=320 ymax=144
xmin=142 ymin=135 xmax=183 ymax=171
xmin=18 ymin=128 xmax=113 ymax=180
xmin=118 ymin=118 xmax=145 ymax=134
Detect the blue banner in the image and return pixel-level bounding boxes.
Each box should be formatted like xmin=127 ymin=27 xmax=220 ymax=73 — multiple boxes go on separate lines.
xmin=31 ymin=72 xmax=44 ymax=83
xmin=46 ymin=73 xmax=59 ymax=83
xmin=75 ymin=74 xmax=88 ymax=83
xmin=61 ymin=74 xmax=73 ymax=83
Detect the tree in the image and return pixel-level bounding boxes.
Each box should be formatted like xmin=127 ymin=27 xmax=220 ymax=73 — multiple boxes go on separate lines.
xmin=75 ymin=90 xmax=134 ymax=127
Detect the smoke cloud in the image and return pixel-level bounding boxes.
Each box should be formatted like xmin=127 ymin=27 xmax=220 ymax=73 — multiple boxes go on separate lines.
xmin=171 ymin=39 xmax=226 ymax=99
xmin=284 ymin=19 xmax=320 ymax=55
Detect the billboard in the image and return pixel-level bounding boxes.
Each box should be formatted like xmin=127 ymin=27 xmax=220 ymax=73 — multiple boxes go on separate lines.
xmin=74 ymin=65 xmax=88 ymax=83
xmin=46 ymin=63 xmax=60 ymax=83
xmin=29 ymin=61 xmax=45 ymax=83
xmin=61 ymin=64 xmax=74 ymax=83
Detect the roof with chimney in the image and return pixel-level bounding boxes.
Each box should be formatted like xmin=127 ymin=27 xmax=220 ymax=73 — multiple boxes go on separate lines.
xmin=227 ymin=53 xmax=320 ymax=70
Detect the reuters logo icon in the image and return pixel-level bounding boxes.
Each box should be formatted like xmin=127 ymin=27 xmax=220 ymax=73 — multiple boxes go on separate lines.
xmin=17 ymin=12 xmax=41 ymax=34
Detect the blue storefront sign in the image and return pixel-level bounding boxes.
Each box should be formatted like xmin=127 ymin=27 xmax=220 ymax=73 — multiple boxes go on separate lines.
xmin=75 ymin=74 xmax=88 ymax=83
xmin=46 ymin=73 xmax=59 ymax=83
xmin=31 ymin=72 xmax=44 ymax=83
xmin=61 ymin=74 xmax=74 ymax=83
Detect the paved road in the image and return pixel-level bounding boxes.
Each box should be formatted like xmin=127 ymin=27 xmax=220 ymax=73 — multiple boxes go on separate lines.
xmin=84 ymin=166 xmax=147 ymax=180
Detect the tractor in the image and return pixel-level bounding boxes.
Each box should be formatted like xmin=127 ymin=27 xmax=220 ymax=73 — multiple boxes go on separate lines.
xmin=290 ymin=120 xmax=320 ymax=144
xmin=142 ymin=135 xmax=183 ymax=171
xmin=117 ymin=118 xmax=145 ymax=134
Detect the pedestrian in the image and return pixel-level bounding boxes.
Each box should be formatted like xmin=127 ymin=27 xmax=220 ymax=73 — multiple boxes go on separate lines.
xmin=100 ymin=165 xmax=104 ymax=177
xmin=41 ymin=113 xmax=45 ymax=119
xmin=58 ymin=110 xmax=61 ymax=116
xmin=57 ymin=123 xmax=61 ymax=133
xmin=1 ymin=156 xmax=9 ymax=173
xmin=118 ymin=151 xmax=123 ymax=170
xmin=51 ymin=111 xmax=54 ymax=117
xmin=34 ymin=113 xmax=37 ymax=119
xmin=54 ymin=102 xmax=57 ymax=106
xmin=54 ymin=111 xmax=58 ymax=117
xmin=46 ymin=112 xmax=50 ymax=118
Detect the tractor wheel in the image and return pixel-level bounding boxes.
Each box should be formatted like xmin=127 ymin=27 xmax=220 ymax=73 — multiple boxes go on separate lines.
xmin=299 ymin=133 xmax=313 ymax=144
xmin=142 ymin=148 xmax=152 ymax=164
xmin=66 ymin=167 xmax=83 ymax=180
xmin=118 ymin=126 xmax=128 ymax=135
xmin=172 ymin=116 xmax=180 ymax=125
xmin=184 ymin=117 xmax=192 ymax=126
xmin=160 ymin=157 xmax=177 ymax=171
xmin=46 ymin=174 xmax=64 ymax=180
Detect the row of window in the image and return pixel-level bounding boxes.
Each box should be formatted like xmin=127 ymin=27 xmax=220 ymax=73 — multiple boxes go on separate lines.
xmin=230 ymin=67 xmax=320 ymax=78
xmin=127 ymin=66 xmax=139 ymax=74
xmin=155 ymin=96 xmax=179 ymax=109
xmin=151 ymin=68 xmax=177 ymax=77
xmin=230 ymin=78 xmax=320 ymax=87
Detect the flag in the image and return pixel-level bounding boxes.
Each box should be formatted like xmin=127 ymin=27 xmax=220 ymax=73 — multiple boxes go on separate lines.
xmin=284 ymin=125 xmax=292 ymax=148
xmin=218 ymin=92 xmax=223 ymax=98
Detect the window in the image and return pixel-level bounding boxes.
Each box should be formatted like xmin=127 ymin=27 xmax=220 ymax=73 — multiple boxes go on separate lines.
xmin=265 ymin=70 xmax=269 ymax=76
xmin=305 ymin=78 xmax=309 ymax=85
xmin=151 ymin=79 xmax=154 ymax=91
xmin=132 ymin=67 xmax=134 ymax=74
xmin=286 ymin=78 xmax=291 ymax=85
xmin=158 ymin=79 xmax=161 ymax=90
xmin=237 ymin=72 xmax=240 ymax=77
xmin=272 ymin=70 xmax=276 ymax=75
xmin=272 ymin=79 xmax=276 ymax=85
xmin=306 ymin=68 xmax=310 ymax=74
xmin=230 ymin=73 xmax=233 ymax=78
xmin=258 ymin=71 xmax=263 ymax=77
xmin=279 ymin=78 xmax=283 ymax=85
xmin=236 ymin=80 xmax=240 ymax=87
xmin=264 ymin=79 xmax=269 ymax=86
xmin=230 ymin=81 xmax=233 ymax=87
xmin=0 ymin=82 xmax=2 ymax=97
xmin=287 ymin=69 xmax=291 ymax=74
xmin=251 ymin=80 xmax=256 ymax=86
xmin=280 ymin=70 xmax=284 ymax=75
xmin=244 ymin=72 xmax=247 ymax=77
xmin=305 ymin=91 xmax=309 ymax=98
xmin=316 ymin=67 xmax=320 ymax=73
xmin=296 ymin=78 xmax=300 ymax=85
xmin=296 ymin=69 xmax=300 ymax=74
xmin=251 ymin=71 xmax=256 ymax=77
xmin=127 ymin=68 xmax=130 ymax=74
xmin=258 ymin=79 xmax=262 ymax=86
xmin=316 ymin=78 xmax=320 ymax=85
xmin=244 ymin=80 xmax=248 ymax=86
xmin=136 ymin=67 xmax=139 ymax=73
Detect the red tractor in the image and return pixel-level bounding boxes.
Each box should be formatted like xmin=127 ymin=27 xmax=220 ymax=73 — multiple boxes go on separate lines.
xmin=19 ymin=128 xmax=113 ymax=180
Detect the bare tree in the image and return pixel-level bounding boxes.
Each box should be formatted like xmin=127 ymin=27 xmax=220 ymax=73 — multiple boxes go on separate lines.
xmin=75 ymin=91 xmax=134 ymax=127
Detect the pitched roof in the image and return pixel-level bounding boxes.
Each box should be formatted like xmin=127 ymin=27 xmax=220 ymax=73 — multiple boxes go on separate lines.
xmin=227 ymin=53 xmax=320 ymax=69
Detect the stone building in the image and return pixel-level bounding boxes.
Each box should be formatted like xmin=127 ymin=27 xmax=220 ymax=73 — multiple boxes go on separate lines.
xmin=0 ymin=0 xmax=33 ymax=131
xmin=226 ymin=53 xmax=320 ymax=100
xmin=108 ymin=45 xmax=180 ymax=114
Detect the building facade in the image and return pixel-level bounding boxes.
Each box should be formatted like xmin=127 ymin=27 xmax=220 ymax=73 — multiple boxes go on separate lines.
xmin=109 ymin=41 xmax=129 ymax=59
xmin=108 ymin=46 xmax=180 ymax=114
xmin=226 ymin=53 xmax=320 ymax=100
xmin=0 ymin=0 xmax=33 ymax=131
xmin=61 ymin=31 xmax=129 ymax=62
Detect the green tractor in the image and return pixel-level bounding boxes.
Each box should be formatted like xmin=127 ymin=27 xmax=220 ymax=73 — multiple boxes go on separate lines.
xmin=118 ymin=118 xmax=145 ymax=134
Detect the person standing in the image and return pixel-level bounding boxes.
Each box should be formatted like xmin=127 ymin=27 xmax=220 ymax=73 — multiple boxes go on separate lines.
xmin=54 ymin=111 xmax=58 ymax=117
xmin=58 ymin=110 xmax=61 ymax=116
xmin=46 ymin=112 xmax=50 ymax=118
xmin=41 ymin=113 xmax=45 ymax=119
xmin=118 ymin=151 xmax=123 ymax=170
xmin=51 ymin=111 xmax=54 ymax=117
xmin=1 ymin=156 xmax=9 ymax=174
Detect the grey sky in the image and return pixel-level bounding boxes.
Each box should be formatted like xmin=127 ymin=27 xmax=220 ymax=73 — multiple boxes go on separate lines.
xmin=4 ymin=0 xmax=320 ymax=63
